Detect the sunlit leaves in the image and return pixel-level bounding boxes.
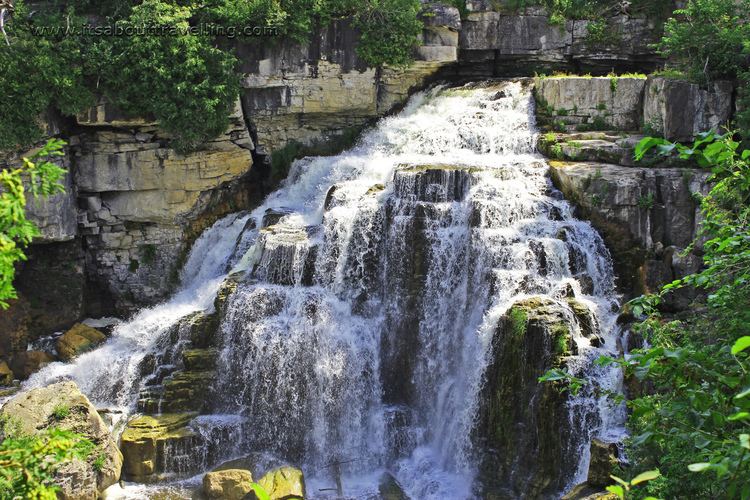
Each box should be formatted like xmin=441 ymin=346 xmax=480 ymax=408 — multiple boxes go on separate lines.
xmin=0 ymin=139 xmax=66 ymax=309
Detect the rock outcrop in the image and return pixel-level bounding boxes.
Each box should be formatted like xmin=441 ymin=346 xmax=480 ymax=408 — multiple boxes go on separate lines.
xmin=119 ymin=412 xmax=197 ymax=481
xmin=549 ymin=161 xmax=708 ymax=299
xmin=458 ymin=5 xmax=662 ymax=76
xmin=255 ymin=466 xmax=306 ymax=500
xmin=477 ymin=296 xmax=599 ymax=497
xmin=240 ymin=9 xmax=459 ymax=156
xmin=536 ymin=76 xmax=646 ymax=131
xmin=643 ymin=76 xmax=734 ymax=142
xmin=0 ymin=381 xmax=123 ymax=498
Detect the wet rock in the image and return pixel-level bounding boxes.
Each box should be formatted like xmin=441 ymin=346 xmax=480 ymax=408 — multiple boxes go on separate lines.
xmin=0 ymin=360 xmax=13 ymax=385
xmin=57 ymin=323 xmax=107 ymax=361
xmin=119 ymin=413 xmax=197 ymax=481
xmin=249 ymin=465 xmax=305 ymax=500
xmin=183 ymin=348 xmax=218 ymax=371
xmin=566 ymin=298 xmax=599 ymax=341
xmin=549 ymin=161 xmax=709 ymax=299
xmin=477 ymin=296 xmax=590 ymax=497
xmin=0 ymin=381 xmax=123 ymax=497
xmin=587 ymin=438 xmax=620 ymax=487
xmin=378 ymin=472 xmax=409 ymax=500
xmin=9 ymin=350 xmax=54 ymax=380
xmin=161 ymin=370 xmax=216 ymax=413
xmin=203 ymin=469 xmax=254 ymax=499
xmin=262 ymin=208 xmax=294 ymax=228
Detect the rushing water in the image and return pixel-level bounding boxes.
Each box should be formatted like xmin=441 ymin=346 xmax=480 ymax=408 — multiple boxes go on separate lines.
xmin=25 ymin=80 xmax=625 ymax=498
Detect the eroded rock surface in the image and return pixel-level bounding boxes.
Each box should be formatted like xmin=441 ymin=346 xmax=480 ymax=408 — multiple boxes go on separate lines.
xmin=0 ymin=381 xmax=123 ymax=498
xmin=477 ymin=296 xmax=598 ymax=497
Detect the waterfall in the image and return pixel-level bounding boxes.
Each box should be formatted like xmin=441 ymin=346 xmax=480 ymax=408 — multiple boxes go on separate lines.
xmin=25 ymin=80 xmax=625 ymax=498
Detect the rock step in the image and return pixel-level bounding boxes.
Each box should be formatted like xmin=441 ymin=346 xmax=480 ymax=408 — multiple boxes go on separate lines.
xmin=120 ymin=412 xmax=199 ymax=481
xmin=161 ymin=370 xmax=216 ymax=413
xmin=183 ymin=348 xmax=219 ymax=371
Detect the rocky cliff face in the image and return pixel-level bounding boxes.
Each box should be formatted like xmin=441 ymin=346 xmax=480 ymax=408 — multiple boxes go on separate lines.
xmin=0 ymin=4 xmax=711 ymax=380
xmin=535 ymin=76 xmax=722 ymax=304
xmin=457 ymin=3 xmax=663 ymax=76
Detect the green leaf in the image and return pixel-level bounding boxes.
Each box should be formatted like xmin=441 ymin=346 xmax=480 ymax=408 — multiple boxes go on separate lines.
xmin=249 ymin=483 xmax=271 ymax=500
xmin=731 ymin=336 xmax=750 ymax=355
xmin=631 ymin=469 xmax=661 ymax=485
xmin=606 ymin=485 xmax=625 ymax=499
xmin=688 ymin=462 xmax=712 ymax=472
xmin=728 ymin=412 xmax=750 ymax=421
xmin=735 ymin=387 xmax=750 ymax=400
xmin=741 ymin=434 xmax=750 ymax=450
xmin=610 ymin=475 xmax=629 ymax=487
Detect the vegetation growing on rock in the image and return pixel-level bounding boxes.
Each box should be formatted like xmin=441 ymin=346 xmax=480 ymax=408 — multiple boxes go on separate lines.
xmin=0 ymin=0 xmax=425 ymax=152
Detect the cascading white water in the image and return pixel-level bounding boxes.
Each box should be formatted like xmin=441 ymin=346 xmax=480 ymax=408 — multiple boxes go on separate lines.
xmin=24 ymin=80 xmax=625 ymax=499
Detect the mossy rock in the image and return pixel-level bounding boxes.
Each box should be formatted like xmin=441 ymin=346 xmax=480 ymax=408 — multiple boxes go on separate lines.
xmin=0 ymin=360 xmax=13 ymax=385
xmin=254 ymin=466 xmax=305 ymax=500
xmin=161 ymin=370 xmax=216 ymax=413
xmin=203 ymin=469 xmax=254 ymax=499
xmin=477 ymin=296 xmax=581 ymax=497
xmin=57 ymin=323 xmax=107 ymax=361
xmin=182 ymin=348 xmax=218 ymax=371
xmin=120 ymin=413 xmax=197 ymax=481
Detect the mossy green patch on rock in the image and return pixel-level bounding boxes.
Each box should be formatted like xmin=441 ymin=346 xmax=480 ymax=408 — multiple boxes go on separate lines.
xmin=477 ymin=296 xmax=579 ymax=498
xmin=120 ymin=413 xmax=197 ymax=481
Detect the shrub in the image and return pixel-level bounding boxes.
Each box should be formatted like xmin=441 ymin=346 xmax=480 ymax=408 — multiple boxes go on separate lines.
xmin=658 ymin=0 xmax=750 ymax=85
xmin=0 ymin=427 xmax=94 ymax=499
xmin=0 ymin=139 xmax=67 ymax=309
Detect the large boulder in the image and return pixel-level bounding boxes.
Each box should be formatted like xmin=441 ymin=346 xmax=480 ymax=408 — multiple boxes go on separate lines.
xmin=203 ymin=469 xmax=254 ymax=499
xmin=57 ymin=323 xmax=107 ymax=361
xmin=0 ymin=381 xmax=123 ymax=499
xmin=476 ymin=296 xmax=594 ymax=497
xmin=255 ymin=466 xmax=306 ymax=500
xmin=119 ymin=413 xmax=196 ymax=481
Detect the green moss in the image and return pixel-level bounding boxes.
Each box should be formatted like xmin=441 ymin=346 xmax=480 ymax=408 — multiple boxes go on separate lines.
xmin=140 ymin=244 xmax=157 ymax=265
xmin=551 ymin=323 xmax=571 ymax=358
xmin=508 ymin=307 xmax=528 ymax=338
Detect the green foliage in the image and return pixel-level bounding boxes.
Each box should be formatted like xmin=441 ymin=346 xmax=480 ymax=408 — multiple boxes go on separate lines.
xmin=658 ymin=0 xmax=750 ymax=85
xmin=537 ymin=367 xmax=586 ymax=396
xmin=637 ymin=193 xmax=654 ymax=210
xmin=585 ymin=19 xmax=621 ymax=48
xmin=91 ymin=453 xmax=106 ymax=473
xmin=0 ymin=3 xmax=94 ymax=149
xmin=250 ymin=482 xmax=272 ymax=500
xmin=52 ymin=404 xmax=70 ymax=420
xmin=607 ymin=133 xmax=750 ymax=498
xmin=98 ymin=1 xmax=240 ymax=153
xmin=606 ymin=470 xmax=661 ymax=499
xmin=354 ymin=0 xmax=423 ymax=67
xmin=1 ymin=0 xmax=421 ymax=153
xmin=0 ymin=427 xmax=93 ymax=499
xmin=0 ymin=139 xmax=67 ymax=309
